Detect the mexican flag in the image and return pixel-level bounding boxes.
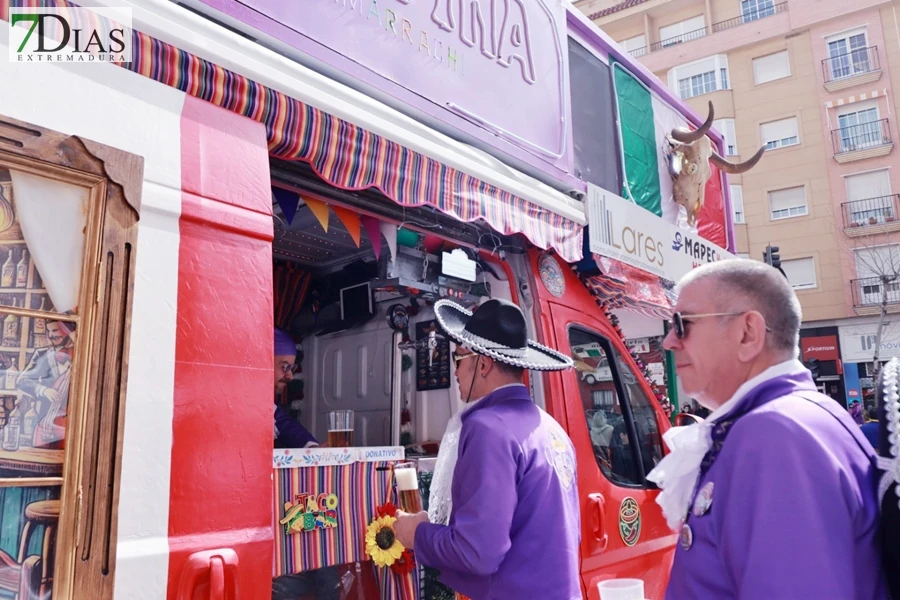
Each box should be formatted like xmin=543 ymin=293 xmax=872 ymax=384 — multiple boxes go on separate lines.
xmin=611 ymin=61 xmax=728 ymax=249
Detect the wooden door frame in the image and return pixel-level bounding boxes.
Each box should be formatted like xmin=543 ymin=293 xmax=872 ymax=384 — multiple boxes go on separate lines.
xmin=0 ymin=114 xmax=142 ymax=600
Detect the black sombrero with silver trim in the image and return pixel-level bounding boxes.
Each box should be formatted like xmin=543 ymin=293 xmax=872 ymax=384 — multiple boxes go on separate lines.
xmin=433 ymin=298 xmax=573 ymax=371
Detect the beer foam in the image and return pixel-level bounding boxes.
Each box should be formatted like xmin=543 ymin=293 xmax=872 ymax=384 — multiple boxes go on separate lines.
xmin=395 ymin=467 xmax=418 ymax=491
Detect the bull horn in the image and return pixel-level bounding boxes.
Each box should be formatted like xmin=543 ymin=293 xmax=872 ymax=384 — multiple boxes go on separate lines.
xmin=709 ymin=145 xmax=766 ymax=174
xmin=671 ymin=101 xmax=715 ymax=144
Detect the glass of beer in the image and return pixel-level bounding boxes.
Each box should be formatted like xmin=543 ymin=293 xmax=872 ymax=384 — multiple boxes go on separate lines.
xmin=394 ymin=461 xmax=422 ymax=513
xmin=327 ymin=410 xmax=354 ymax=447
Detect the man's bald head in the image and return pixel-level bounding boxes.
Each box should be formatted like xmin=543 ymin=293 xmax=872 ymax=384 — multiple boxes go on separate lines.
xmin=676 ymin=259 xmax=802 ymax=358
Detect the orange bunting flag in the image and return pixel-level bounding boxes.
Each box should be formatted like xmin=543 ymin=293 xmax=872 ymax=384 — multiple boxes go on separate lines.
xmin=304 ymin=197 xmax=330 ymax=232
xmin=333 ymin=206 xmax=361 ymax=248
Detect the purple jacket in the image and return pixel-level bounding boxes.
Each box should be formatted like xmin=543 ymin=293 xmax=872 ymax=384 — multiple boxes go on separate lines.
xmin=274 ymin=404 xmax=317 ymax=449
xmin=415 ymin=385 xmax=582 ymax=600
xmin=667 ymin=372 xmax=888 ymax=600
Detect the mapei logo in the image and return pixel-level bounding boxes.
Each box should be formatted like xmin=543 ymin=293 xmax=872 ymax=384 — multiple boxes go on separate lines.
xmin=672 ymin=232 xmax=684 ymax=252
xmin=9 ymin=8 xmax=133 ymax=63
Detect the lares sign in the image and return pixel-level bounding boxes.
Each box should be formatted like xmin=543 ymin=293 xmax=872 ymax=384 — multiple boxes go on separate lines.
xmin=587 ymin=184 xmax=733 ymax=281
xmin=194 ymin=0 xmax=568 ymax=168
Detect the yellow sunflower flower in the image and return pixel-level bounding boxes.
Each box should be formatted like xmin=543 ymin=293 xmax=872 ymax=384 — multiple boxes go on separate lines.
xmin=365 ymin=515 xmax=405 ymax=567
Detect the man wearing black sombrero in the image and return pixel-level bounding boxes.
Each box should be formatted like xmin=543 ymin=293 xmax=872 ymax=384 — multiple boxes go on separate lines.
xmin=394 ymin=299 xmax=582 ymax=600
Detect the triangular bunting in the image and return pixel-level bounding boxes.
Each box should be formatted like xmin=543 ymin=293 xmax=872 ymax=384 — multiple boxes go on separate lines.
xmin=362 ymin=216 xmax=382 ymax=260
xmin=380 ymin=222 xmax=398 ymax=263
xmin=272 ymin=187 xmax=301 ymax=225
xmin=304 ymin=197 xmax=330 ymax=233
xmin=333 ymin=206 xmax=361 ymax=248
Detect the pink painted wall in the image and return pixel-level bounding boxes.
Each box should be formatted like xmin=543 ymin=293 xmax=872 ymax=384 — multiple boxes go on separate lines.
xmin=789 ymin=0 xmax=891 ymax=31
xmin=808 ymin=8 xmax=900 ymax=315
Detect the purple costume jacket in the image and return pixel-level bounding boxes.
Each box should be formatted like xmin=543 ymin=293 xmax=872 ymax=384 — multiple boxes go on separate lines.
xmin=415 ymin=385 xmax=582 ymax=600
xmin=667 ymin=370 xmax=888 ymax=600
xmin=274 ymin=404 xmax=317 ymax=448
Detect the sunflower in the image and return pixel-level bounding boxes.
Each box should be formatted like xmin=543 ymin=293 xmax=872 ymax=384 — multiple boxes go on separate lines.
xmin=365 ymin=515 xmax=405 ymax=567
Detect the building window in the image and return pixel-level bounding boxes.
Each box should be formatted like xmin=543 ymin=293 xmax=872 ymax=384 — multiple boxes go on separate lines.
xmin=679 ymin=71 xmax=717 ymax=98
xmin=670 ymin=55 xmax=730 ymax=99
xmin=742 ymin=0 xmax=776 ymax=22
xmin=845 ymin=169 xmax=893 ymax=225
xmin=769 ymin=186 xmax=808 ymax=220
xmin=781 ymin=257 xmax=817 ymax=290
xmin=752 ymin=50 xmax=791 ymax=85
xmin=826 ymin=29 xmax=871 ymax=80
xmin=760 ymin=117 xmax=800 ymax=150
xmin=658 ymin=16 xmax=706 ymax=47
xmin=837 ymin=103 xmax=884 ymax=152
xmin=621 ymin=34 xmax=647 ymax=57
xmin=731 ymin=184 xmax=745 ymax=223
xmin=713 ymin=119 xmax=738 ymax=155
xmin=569 ymin=328 xmax=663 ymax=488
xmin=855 ymin=245 xmax=900 ymax=305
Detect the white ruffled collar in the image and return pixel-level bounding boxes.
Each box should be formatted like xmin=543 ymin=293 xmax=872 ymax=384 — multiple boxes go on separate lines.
xmin=647 ymin=359 xmax=807 ymax=531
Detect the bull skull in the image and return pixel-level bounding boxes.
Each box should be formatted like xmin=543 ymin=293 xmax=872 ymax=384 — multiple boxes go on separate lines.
xmin=667 ymin=101 xmax=765 ymax=226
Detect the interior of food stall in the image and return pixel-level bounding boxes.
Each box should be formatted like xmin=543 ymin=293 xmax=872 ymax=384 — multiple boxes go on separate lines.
xmin=268 ymin=159 xmax=522 ymax=600
xmin=270 ymin=167 xmax=516 ymax=452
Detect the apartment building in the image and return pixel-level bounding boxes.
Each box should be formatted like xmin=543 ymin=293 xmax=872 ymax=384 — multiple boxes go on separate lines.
xmin=576 ymin=0 xmax=900 ymax=404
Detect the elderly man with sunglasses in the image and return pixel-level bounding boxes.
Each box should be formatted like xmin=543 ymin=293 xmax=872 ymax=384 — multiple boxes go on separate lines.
xmin=650 ymin=260 xmax=887 ymax=600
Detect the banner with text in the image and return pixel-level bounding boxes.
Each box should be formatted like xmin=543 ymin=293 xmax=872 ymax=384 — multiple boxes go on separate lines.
xmin=587 ymin=184 xmax=734 ymax=282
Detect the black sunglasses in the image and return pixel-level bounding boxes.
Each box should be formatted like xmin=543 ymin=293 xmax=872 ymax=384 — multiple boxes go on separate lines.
xmin=668 ymin=311 xmax=772 ymax=340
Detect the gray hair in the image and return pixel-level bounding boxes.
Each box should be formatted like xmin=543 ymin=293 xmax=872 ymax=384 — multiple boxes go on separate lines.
xmin=676 ymin=259 xmax=802 ymax=357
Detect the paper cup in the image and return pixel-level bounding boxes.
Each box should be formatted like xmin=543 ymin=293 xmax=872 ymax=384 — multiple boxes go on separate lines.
xmin=598 ymin=579 xmax=645 ymax=600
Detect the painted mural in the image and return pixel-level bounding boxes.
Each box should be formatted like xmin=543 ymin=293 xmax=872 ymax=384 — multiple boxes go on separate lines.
xmin=0 ymin=168 xmax=85 ymax=600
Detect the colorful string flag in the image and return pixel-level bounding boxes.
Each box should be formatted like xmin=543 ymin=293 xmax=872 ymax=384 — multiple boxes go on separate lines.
xmin=272 ymin=187 xmax=301 ymax=225
xmin=333 ymin=206 xmax=361 ymax=247
xmin=362 ymin=216 xmax=382 ymax=260
xmin=304 ymin=197 xmax=331 ymax=232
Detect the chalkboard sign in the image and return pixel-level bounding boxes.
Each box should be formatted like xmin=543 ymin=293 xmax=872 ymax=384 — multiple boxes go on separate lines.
xmin=416 ymin=320 xmax=451 ymax=391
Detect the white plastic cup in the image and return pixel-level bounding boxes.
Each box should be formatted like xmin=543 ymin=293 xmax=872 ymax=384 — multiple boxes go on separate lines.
xmin=597 ymin=579 xmax=645 ymax=600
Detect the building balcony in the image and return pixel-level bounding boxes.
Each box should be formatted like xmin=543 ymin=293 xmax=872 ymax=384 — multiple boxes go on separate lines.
xmin=626 ymin=3 xmax=790 ymax=72
xmin=710 ymin=3 xmax=788 ymax=34
xmin=628 ymin=46 xmax=647 ymax=58
xmin=822 ymin=46 xmax=882 ymax=92
xmin=842 ymin=195 xmax=900 ymax=237
xmin=852 ymin=277 xmax=900 ymax=315
xmin=831 ymin=119 xmax=893 ymax=163
xmin=623 ymin=3 xmax=787 ymax=59
xmin=649 ymin=27 xmax=707 ymax=53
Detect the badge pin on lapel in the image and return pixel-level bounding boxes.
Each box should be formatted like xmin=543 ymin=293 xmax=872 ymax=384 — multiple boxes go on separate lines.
xmin=692 ymin=481 xmax=715 ymax=518
xmin=680 ymin=523 xmax=693 ymax=551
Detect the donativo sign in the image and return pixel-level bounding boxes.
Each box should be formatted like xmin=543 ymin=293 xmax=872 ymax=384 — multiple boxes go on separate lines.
xmin=195 ymin=0 xmax=568 ymax=165
xmin=587 ymin=184 xmax=734 ymax=282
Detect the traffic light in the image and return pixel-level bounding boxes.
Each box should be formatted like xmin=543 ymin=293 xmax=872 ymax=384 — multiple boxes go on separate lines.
xmin=763 ymin=245 xmax=781 ymax=269
xmin=803 ymin=358 xmax=820 ymax=378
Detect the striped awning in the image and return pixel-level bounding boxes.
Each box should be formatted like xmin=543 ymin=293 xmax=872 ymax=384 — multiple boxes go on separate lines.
xmin=582 ymin=256 xmax=675 ymax=320
xmin=0 ymin=1 xmax=583 ymax=262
